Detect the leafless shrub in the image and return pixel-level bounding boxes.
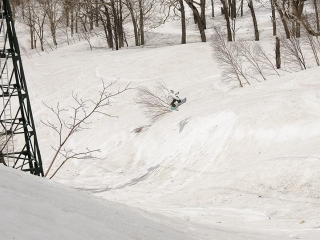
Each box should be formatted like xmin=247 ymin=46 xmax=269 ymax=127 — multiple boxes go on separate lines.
xmin=238 ymin=41 xmax=280 ymax=81
xmin=281 ymin=32 xmax=307 ymax=71
xmin=212 ymin=27 xmax=250 ymax=87
xmin=302 ymin=28 xmax=320 ymax=66
xmin=254 ymin=43 xmax=281 ymax=76
xmin=135 ymin=81 xmax=171 ymax=123
xmin=312 ymin=36 xmax=320 ymax=61
xmin=278 ymin=19 xmax=307 ymax=71
xmin=42 ymin=79 xmax=130 ymax=179
xmin=238 ymin=41 xmax=266 ymax=81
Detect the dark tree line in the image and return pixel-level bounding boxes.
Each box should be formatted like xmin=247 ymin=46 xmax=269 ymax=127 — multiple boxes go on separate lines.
xmin=8 ymin=0 xmax=320 ymax=51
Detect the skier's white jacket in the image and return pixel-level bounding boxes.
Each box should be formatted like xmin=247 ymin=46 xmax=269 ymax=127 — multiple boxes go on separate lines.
xmin=167 ymin=91 xmax=180 ymax=104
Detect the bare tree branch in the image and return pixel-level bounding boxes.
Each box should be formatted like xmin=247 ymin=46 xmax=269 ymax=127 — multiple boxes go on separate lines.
xmin=135 ymin=82 xmax=171 ymax=123
xmin=43 ymin=79 xmax=131 ymax=178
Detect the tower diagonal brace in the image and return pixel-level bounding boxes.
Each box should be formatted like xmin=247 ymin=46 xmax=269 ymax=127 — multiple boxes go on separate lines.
xmin=0 ymin=0 xmax=44 ymax=176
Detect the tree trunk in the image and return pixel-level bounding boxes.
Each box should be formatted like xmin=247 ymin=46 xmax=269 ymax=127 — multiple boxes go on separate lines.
xmin=231 ymin=0 xmax=236 ymax=19
xmin=200 ymin=0 xmax=206 ymax=29
xmin=184 ymin=0 xmax=206 ymax=42
xmin=193 ymin=12 xmax=198 ymax=24
xmin=276 ymin=37 xmax=281 ymax=69
xmin=21 ymin=1 xmax=25 ymax=19
xmin=50 ymin=22 xmax=58 ymax=46
xmin=274 ymin=1 xmax=290 ymax=39
xmin=271 ymin=0 xmax=276 ymax=36
xmin=220 ymin=0 xmax=233 ymax=41
xmin=118 ymin=0 xmax=124 ymax=48
xmin=90 ymin=3 xmax=94 ymax=30
xmin=110 ymin=0 xmax=119 ymax=50
xmin=71 ymin=8 xmax=74 ymax=36
xmin=211 ymin=0 xmax=214 ymax=17
xmin=30 ymin=26 xmax=34 ymax=49
xmin=27 ymin=4 xmax=34 ymax=49
xmin=179 ymin=0 xmax=186 ymax=44
xmin=138 ymin=0 xmax=145 ymax=45
xmin=294 ymin=0 xmax=304 ymax=38
xmin=76 ymin=3 xmax=80 ymax=33
xmin=126 ymin=0 xmax=139 ymax=46
xmin=248 ymin=0 xmax=259 ymax=41
xmin=34 ymin=32 xmax=37 ymax=49
xmin=241 ymin=0 xmax=244 ymax=16
xmin=314 ymin=0 xmax=320 ymax=32
xmin=95 ymin=0 xmax=99 ymax=27
xmin=104 ymin=5 xmax=113 ymax=49
xmin=65 ymin=4 xmax=69 ymax=27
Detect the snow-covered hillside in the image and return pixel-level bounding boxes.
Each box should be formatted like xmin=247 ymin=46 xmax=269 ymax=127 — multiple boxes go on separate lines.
xmin=2 ymin=3 xmax=320 ymax=240
xmin=0 ymin=166 xmax=202 ymax=240
xmin=21 ymin=40 xmax=320 ymax=239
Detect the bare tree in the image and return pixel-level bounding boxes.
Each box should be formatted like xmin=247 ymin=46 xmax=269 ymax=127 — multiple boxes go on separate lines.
xmin=135 ymin=82 xmax=171 ymax=123
xmin=18 ymin=0 xmax=37 ymax=49
xmin=125 ymin=0 xmax=139 ymax=46
xmin=42 ymin=80 xmax=130 ymax=179
xmin=160 ymin=0 xmax=187 ymax=44
xmin=247 ymin=0 xmax=259 ymax=41
xmin=239 ymin=41 xmax=280 ymax=81
xmin=184 ymin=0 xmax=206 ymax=42
xmin=274 ymin=0 xmax=291 ymax=39
xmin=211 ymin=0 xmax=214 ymax=17
xmin=271 ymin=0 xmax=277 ymax=36
xmin=304 ymin=29 xmax=320 ymax=66
xmin=239 ymin=40 xmax=266 ymax=81
xmin=212 ymin=27 xmax=249 ymax=87
xmin=254 ymin=42 xmax=281 ymax=76
xmin=281 ymin=31 xmax=307 ymax=70
xmin=99 ymin=0 xmax=114 ymax=49
xmin=29 ymin=1 xmax=47 ymax=51
xmin=220 ymin=0 xmax=233 ymax=41
xmin=41 ymin=0 xmax=63 ymax=46
xmin=178 ymin=0 xmax=186 ymax=44
xmin=274 ymin=0 xmax=320 ymax=38
xmin=313 ymin=0 xmax=320 ymax=32
xmin=122 ymin=0 xmax=158 ymax=46
xmin=276 ymin=36 xmax=281 ymax=68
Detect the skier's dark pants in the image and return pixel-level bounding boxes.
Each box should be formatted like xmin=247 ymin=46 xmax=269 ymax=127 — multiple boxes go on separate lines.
xmin=171 ymin=99 xmax=181 ymax=107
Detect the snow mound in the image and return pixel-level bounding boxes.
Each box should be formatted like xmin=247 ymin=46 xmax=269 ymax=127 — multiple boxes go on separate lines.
xmin=20 ymin=36 xmax=320 ymax=240
xmin=0 ymin=166 xmax=200 ymax=240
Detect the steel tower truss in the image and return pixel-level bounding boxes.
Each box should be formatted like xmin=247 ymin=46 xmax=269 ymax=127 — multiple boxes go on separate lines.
xmin=0 ymin=0 xmax=43 ymax=176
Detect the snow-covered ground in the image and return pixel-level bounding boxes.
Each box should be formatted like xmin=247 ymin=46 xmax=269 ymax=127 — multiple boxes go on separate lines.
xmin=2 ymin=4 xmax=320 ymax=240
xmin=0 ymin=166 xmax=202 ymax=240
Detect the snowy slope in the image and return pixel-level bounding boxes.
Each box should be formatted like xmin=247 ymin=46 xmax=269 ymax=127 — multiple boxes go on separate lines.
xmin=21 ymin=41 xmax=320 ymax=240
xmin=4 ymin=4 xmax=320 ymax=240
xmin=0 ymin=165 xmax=204 ymax=240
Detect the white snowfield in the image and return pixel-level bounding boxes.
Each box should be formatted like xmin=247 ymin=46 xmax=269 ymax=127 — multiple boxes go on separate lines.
xmin=20 ymin=41 xmax=320 ymax=240
xmin=0 ymin=166 xmax=199 ymax=240
xmin=2 ymin=8 xmax=320 ymax=240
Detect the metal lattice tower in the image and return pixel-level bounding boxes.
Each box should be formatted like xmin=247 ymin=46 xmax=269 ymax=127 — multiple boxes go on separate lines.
xmin=0 ymin=0 xmax=43 ymax=176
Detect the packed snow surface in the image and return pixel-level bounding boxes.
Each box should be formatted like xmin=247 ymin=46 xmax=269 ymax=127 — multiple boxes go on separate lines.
xmin=0 ymin=166 xmax=199 ymax=240
xmin=2 ymin=6 xmax=320 ymax=240
xmin=21 ymin=41 xmax=320 ymax=240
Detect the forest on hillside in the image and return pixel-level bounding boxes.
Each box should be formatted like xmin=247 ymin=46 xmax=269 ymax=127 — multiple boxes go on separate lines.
xmin=6 ymin=1 xmax=320 ymax=87
xmin=8 ymin=1 xmax=320 ymax=48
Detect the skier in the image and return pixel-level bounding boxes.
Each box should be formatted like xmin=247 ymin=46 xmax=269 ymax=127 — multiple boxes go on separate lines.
xmin=168 ymin=90 xmax=181 ymax=110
